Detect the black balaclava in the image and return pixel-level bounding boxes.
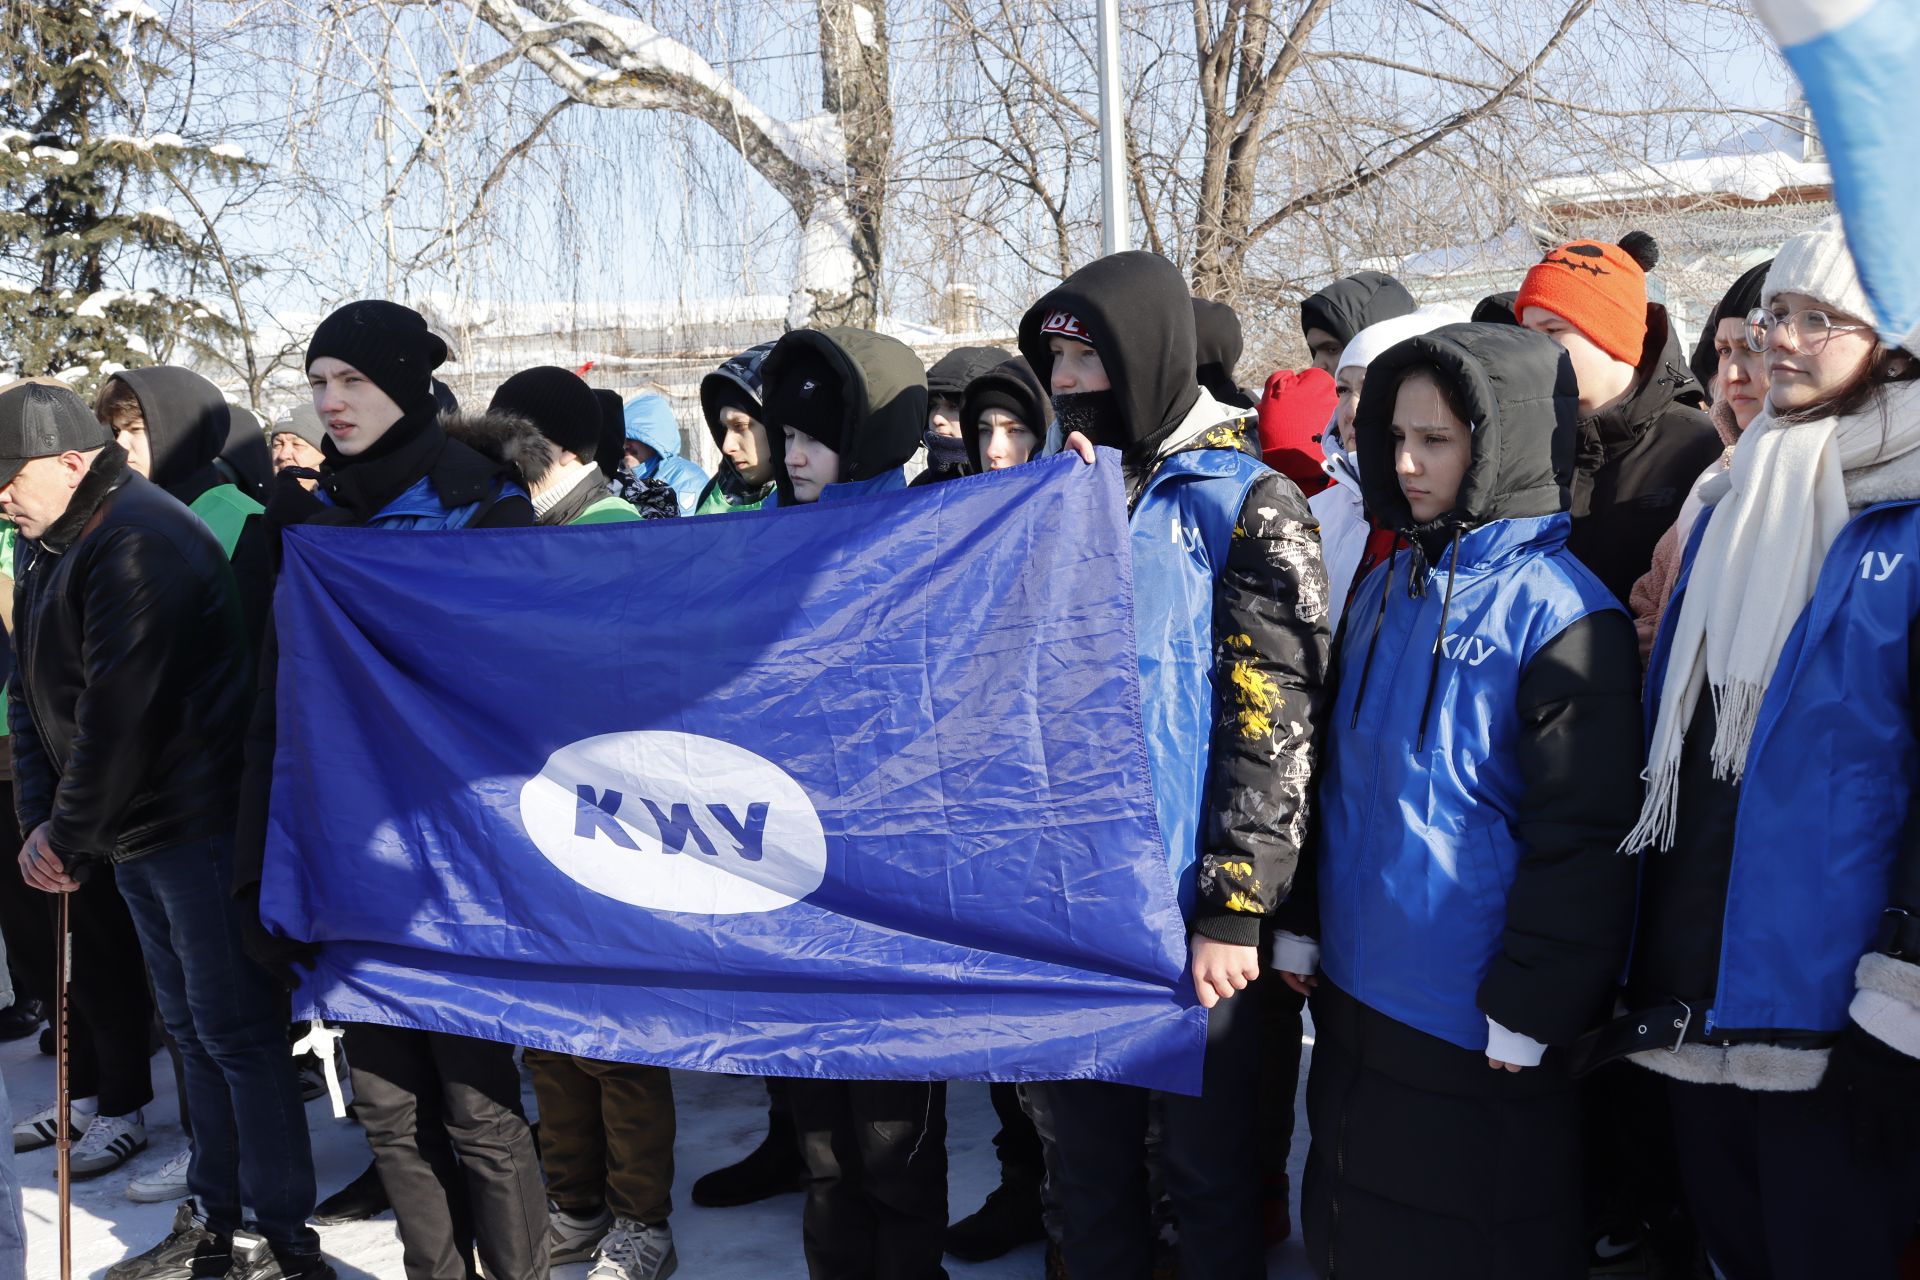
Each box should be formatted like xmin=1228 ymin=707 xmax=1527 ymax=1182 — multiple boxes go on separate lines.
xmin=923 ymin=345 xmax=1008 ymax=475
xmin=1018 ymin=250 xmax=1199 ymax=460
xmin=109 ymin=365 xmax=231 ymax=497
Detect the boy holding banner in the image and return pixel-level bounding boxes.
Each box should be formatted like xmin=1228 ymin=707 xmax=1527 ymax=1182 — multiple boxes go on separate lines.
xmin=1016 ymin=251 xmax=1332 ymax=1279
xmin=758 ymin=325 xmax=949 ymax=1279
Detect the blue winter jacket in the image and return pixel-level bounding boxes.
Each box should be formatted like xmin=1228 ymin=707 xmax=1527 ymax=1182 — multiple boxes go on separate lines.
xmin=1310 ymin=321 xmax=1642 ymax=1054
xmin=1319 ymin=515 xmax=1624 ymax=1050
xmin=624 ymin=395 xmax=710 ymax=515
xmin=315 ymin=473 xmax=519 ymax=529
xmin=1637 ymin=496 xmax=1920 ymax=1041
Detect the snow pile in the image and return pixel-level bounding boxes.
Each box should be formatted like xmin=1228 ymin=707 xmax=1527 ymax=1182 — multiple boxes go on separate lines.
xmin=100 ymin=0 xmax=161 ymax=21
xmin=28 ymin=147 xmax=78 ymax=166
xmin=209 ymin=142 xmax=247 ymax=160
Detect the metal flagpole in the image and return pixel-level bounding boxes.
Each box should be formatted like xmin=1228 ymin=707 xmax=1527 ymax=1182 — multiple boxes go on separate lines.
xmin=1095 ymin=0 xmax=1130 ymax=255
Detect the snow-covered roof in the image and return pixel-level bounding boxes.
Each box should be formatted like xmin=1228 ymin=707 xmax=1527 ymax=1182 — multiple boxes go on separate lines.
xmin=1528 ymin=135 xmax=1829 ymax=211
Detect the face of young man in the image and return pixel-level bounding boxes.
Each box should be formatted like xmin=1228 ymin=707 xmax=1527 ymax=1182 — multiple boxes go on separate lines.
xmin=927 ymin=396 xmax=963 ymax=439
xmin=105 ymin=400 xmax=151 ymax=479
xmin=1047 ymin=336 xmax=1110 ymax=394
xmin=1305 ymin=326 xmax=1344 ymax=375
xmin=720 ymin=407 xmax=772 ymax=486
xmin=782 ymin=425 xmax=841 ymax=503
xmin=0 ymin=452 xmax=93 ymax=541
xmin=1391 ymin=373 xmax=1472 ymax=524
xmin=308 ymin=356 xmax=405 ymax=457
xmin=1517 ymin=306 xmax=1631 ymax=416
xmin=977 ymin=409 xmax=1040 ymax=471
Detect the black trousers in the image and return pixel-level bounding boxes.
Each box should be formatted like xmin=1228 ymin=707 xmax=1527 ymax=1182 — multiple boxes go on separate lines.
xmin=987 ymin=1082 xmax=1044 ymax=1186
xmin=1258 ymin=968 xmax=1305 ymax=1189
xmin=345 ymin=1024 xmax=547 ymax=1280
xmin=789 ymin=1078 xmax=948 ymax=1280
xmin=0 ymin=783 xmax=50 ymax=1009
xmin=1035 ymin=980 xmax=1264 ymax=1280
xmin=1666 ymin=1075 xmax=1920 ymax=1280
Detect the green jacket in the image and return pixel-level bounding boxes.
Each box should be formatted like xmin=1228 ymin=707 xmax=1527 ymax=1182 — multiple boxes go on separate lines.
xmin=189 ymin=483 xmax=265 ymax=558
xmin=571 ymin=493 xmax=642 ymax=525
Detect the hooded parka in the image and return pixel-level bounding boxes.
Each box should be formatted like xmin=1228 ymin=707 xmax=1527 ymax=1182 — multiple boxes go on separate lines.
xmin=763 ymin=326 xmax=927 ymax=506
xmin=1282 ymin=323 xmax=1644 ymax=1280
xmin=695 ymin=342 xmax=780 ymax=514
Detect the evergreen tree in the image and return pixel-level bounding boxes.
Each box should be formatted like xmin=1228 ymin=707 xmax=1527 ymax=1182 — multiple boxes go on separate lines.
xmin=0 ymin=0 xmax=259 ymax=390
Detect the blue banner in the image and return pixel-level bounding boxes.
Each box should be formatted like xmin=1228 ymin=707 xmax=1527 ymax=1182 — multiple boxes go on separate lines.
xmin=1759 ymin=0 xmax=1920 ymax=348
xmin=259 ymin=454 xmax=1206 ymax=1093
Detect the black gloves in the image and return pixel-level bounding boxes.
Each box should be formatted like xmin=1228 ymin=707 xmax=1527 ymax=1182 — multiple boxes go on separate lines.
xmin=1819 ymin=1019 xmax=1920 ymax=1161
xmin=263 ymin=470 xmax=327 ymax=531
xmin=236 ymin=884 xmax=319 ymax=992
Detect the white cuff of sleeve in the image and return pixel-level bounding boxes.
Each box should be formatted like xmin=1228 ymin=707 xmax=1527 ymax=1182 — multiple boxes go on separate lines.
xmin=1272 ymin=931 xmax=1320 ymax=976
xmin=1484 ymin=1018 xmax=1547 ymax=1067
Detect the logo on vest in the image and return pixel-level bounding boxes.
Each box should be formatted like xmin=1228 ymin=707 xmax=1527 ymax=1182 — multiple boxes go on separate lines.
xmin=520 ymin=731 xmax=827 ymax=915
xmin=1439 ymin=632 xmax=1496 ymax=667
xmin=1170 ymin=516 xmax=1205 ymax=554
xmin=1859 ymin=551 xmax=1905 ymax=582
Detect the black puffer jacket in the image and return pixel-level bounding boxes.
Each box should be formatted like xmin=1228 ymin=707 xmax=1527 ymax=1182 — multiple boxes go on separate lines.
xmin=1566 ymin=304 xmax=1720 ymax=605
xmin=8 ymin=444 xmax=251 ymax=868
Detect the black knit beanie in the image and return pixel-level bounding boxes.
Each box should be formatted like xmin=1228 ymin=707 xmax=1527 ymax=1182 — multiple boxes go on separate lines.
xmin=488 ymin=365 xmax=601 ymax=462
xmin=760 ymin=345 xmax=847 ymax=453
xmin=306 ymin=301 xmax=449 ymax=415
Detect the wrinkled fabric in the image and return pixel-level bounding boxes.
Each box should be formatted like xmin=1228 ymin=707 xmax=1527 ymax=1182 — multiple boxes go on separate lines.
xmin=260 ymin=456 xmax=1205 ymax=1092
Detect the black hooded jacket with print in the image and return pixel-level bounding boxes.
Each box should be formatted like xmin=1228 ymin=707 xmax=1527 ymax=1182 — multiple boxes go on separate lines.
xmin=1021 ymin=251 xmax=1332 ymax=946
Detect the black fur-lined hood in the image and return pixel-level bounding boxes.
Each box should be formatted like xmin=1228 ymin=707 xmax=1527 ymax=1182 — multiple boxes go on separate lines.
xmin=440 ymin=410 xmax=554 ymax=493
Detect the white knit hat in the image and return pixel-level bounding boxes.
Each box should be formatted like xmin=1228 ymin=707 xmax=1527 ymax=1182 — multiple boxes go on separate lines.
xmin=1762 ymin=215 xmax=1874 ymax=324
xmin=1335 ymin=303 xmax=1471 ymax=375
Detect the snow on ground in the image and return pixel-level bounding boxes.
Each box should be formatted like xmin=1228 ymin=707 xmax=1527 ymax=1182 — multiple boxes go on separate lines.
xmin=5 ymin=1028 xmax=1316 ymax=1278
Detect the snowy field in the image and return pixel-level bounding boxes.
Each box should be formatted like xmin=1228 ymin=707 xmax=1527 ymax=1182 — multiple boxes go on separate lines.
xmin=4 ymin=1030 xmax=1316 ymax=1278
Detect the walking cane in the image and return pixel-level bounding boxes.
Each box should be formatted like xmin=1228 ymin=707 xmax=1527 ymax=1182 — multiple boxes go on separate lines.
xmin=55 ymin=890 xmax=71 ymax=1280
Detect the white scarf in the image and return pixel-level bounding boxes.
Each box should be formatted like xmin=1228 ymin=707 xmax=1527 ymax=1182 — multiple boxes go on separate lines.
xmin=1626 ymin=378 xmax=1920 ymax=852
xmin=531 ymin=456 xmax=601 ymax=518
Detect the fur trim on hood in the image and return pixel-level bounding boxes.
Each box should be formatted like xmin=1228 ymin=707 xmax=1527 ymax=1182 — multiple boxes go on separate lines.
xmin=440 ymin=410 xmax=554 ymax=493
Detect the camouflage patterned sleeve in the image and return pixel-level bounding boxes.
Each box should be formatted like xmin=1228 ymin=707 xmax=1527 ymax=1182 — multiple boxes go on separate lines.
xmin=1192 ymin=471 xmax=1333 ymax=947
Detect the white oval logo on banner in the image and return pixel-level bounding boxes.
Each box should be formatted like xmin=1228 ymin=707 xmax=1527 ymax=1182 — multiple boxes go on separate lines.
xmin=520 ymin=731 xmax=827 ymax=915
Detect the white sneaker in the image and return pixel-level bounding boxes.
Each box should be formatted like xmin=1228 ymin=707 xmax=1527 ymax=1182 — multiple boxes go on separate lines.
xmin=548 ymin=1202 xmax=612 ymax=1265
xmin=127 ymin=1147 xmax=191 ymax=1202
xmin=588 ymin=1219 xmax=677 ymax=1280
xmin=13 ymin=1099 xmax=93 ymax=1153
xmin=70 ymin=1110 xmax=146 ymax=1180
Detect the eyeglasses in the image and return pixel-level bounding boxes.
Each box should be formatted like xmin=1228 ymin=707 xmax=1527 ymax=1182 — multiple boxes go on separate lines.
xmin=1745 ymin=306 xmax=1872 ymax=354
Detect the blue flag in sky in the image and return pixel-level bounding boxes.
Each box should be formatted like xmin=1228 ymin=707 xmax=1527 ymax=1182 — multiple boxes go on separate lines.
xmin=1757 ymin=0 xmax=1920 ymax=347
xmin=259 ymin=455 xmax=1206 ymax=1093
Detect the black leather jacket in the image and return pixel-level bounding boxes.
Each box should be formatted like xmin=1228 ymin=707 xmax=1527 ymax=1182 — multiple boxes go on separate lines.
xmin=7 ymin=446 xmax=251 ymax=868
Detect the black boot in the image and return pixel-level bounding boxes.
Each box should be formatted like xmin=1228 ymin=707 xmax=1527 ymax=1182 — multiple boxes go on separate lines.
xmin=690 ymin=1111 xmax=806 ymax=1208
xmin=312 ymin=1162 xmax=389 ymax=1225
xmin=946 ymin=1178 xmax=1045 ymax=1262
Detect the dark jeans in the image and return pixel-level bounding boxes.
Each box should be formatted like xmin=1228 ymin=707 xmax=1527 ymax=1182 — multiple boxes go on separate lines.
xmin=789 ymin=1078 xmax=948 ymax=1280
xmin=1036 ymin=980 xmax=1263 ymax=1280
xmin=526 ymin=1049 xmax=674 ymax=1224
xmin=1666 ymin=1075 xmax=1920 ymax=1280
xmin=346 ymin=1024 xmax=547 ymax=1280
xmin=115 ymin=835 xmax=316 ymax=1252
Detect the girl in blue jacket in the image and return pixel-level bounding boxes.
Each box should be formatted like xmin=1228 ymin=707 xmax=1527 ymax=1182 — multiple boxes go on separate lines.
xmin=1276 ymin=323 xmax=1644 ymax=1280
xmin=1615 ymin=216 xmax=1920 ymax=1279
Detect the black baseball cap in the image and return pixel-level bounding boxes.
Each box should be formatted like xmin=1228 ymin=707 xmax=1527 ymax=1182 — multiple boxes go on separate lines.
xmin=0 ymin=378 xmax=113 ymax=488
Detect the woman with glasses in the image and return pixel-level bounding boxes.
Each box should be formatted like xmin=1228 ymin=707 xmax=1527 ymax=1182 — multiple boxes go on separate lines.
xmin=1628 ymin=260 xmax=1774 ymax=658
xmin=1602 ymin=215 xmax=1920 ymax=1279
